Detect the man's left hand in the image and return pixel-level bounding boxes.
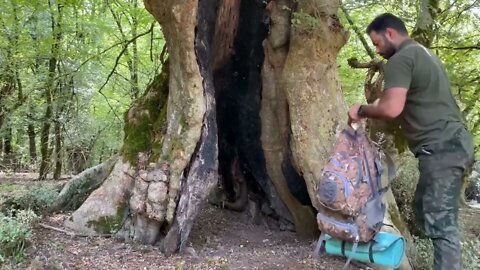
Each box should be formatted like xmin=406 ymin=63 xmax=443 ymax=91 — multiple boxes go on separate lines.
xmin=348 ymin=104 xmax=362 ymax=124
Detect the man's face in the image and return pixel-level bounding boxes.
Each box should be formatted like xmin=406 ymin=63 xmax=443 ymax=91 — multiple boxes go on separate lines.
xmin=369 ymin=30 xmax=396 ymax=59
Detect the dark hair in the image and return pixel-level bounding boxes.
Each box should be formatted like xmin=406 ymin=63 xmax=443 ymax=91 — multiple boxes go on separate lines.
xmin=366 ymin=13 xmax=408 ymax=35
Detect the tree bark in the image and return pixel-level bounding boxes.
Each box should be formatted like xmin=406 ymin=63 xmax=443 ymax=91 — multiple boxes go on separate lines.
xmin=261 ymin=0 xmax=317 ymax=239
xmin=53 ymin=156 xmax=118 ymax=211
xmin=3 ymin=127 xmax=13 ymax=169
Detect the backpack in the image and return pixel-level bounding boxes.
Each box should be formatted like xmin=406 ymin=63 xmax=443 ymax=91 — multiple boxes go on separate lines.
xmin=314 ymin=125 xmax=396 ymax=267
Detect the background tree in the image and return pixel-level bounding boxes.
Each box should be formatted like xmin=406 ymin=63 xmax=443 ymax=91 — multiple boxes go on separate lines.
xmin=0 ymin=0 xmax=163 ymax=175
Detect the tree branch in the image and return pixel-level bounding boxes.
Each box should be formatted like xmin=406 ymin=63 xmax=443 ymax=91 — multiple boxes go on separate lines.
xmin=430 ymin=44 xmax=480 ymax=50
xmin=340 ymin=5 xmax=376 ymax=60
xmin=347 ymin=58 xmax=384 ymax=71
xmin=98 ymin=28 xmax=152 ymax=95
xmin=93 ymin=28 xmax=153 ymax=122
xmin=38 ymin=223 xmax=113 ymax=237
xmin=160 ymin=43 xmax=168 ymax=65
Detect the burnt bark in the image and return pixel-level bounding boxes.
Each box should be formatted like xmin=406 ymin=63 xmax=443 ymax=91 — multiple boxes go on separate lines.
xmin=161 ymin=0 xmax=219 ymax=254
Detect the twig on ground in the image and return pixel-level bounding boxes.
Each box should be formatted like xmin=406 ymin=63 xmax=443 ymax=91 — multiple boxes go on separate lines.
xmin=37 ymin=223 xmax=113 ymax=238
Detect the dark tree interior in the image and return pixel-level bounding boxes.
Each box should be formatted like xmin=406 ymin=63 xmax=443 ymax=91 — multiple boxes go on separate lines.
xmin=198 ymin=0 xmax=312 ymax=221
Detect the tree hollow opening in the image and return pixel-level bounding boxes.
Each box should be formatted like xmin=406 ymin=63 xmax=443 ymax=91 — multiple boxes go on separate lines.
xmin=205 ymin=0 xmax=312 ymax=224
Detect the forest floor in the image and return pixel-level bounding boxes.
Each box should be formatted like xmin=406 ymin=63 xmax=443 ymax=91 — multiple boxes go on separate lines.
xmin=1 ymin=173 xmax=479 ymax=270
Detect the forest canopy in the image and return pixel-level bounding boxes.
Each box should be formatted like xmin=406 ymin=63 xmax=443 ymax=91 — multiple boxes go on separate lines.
xmin=0 ymin=0 xmax=477 ymax=174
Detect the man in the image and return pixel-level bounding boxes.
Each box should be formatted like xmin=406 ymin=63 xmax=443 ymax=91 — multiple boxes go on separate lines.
xmin=348 ymin=13 xmax=475 ymax=270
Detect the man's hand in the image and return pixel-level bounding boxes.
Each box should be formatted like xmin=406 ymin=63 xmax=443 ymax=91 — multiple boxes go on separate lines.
xmin=348 ymin=104 xmax=362 ymax=124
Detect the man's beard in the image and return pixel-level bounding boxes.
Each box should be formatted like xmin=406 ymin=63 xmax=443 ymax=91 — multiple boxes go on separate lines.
xmin=380 ymin=36 xmax=396 ymax=59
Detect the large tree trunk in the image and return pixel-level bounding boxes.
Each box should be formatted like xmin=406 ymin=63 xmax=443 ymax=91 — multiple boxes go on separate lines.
xmin=282 ymin=0 xmax=349 ymax=210
xmin=63 ymin=0 xmax=215 ymax=255
xmin=61 ymin=1 xmax=411 ymax=264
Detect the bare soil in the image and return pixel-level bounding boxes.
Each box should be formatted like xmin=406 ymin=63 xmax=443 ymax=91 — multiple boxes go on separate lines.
xmin=0 ymin=173 xmax=365 ymax=270
xmin=2 ymin=173 xmax=479 ymax=270
xmin=7 ymin=206 xmax=367 ymax=270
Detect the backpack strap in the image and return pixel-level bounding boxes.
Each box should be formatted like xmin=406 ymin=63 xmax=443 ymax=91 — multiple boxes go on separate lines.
xmin=362 ymin=148 xmax=376 ymax=195
xmin=371 ymin=141 xmax=397 ymax=194
xmin=314 ymin=232 xmax=327 ymax=257
xmin=342 ymin=235 xmax=359 ymax=270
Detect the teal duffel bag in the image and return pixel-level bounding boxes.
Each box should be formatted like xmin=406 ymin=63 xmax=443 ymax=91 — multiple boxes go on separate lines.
xmin=322 ymin=232 xmax=405 ymax=268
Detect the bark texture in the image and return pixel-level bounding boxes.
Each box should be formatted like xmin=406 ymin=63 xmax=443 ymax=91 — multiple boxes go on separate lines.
xmin=261 ymin=0 xmax=317 ymax=238
xmin=143 ymin=0 xmax=207 ymax=224
xmin=53 ymin=156 xmax=118 ymax=211
xmin=282 ymin=0 xmax=349 ymax=210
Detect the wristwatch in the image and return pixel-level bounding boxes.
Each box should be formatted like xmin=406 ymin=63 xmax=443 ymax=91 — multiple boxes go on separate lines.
xmin=357 ymin=105 xmax=367 ymax=118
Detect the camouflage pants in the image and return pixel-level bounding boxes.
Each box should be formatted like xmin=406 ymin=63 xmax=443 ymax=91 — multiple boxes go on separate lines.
xmin=414 ymin=128 xmax=475 ymax=270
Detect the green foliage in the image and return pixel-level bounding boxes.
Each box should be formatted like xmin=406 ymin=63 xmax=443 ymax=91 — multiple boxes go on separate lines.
xmin=460 ymin=231 xmax=480 ymax=270
xmin=390 ymin=152 xmax=420 ymax=234
xmin=0 ymin=0 xmax=165 ymax=173
xmin=410 ymin=236 xmax=434 ymax=270
xmin=2 ymin=185 xmax=59 ymax=215
xmin=0 ymin=210 xmax=39 ymax=263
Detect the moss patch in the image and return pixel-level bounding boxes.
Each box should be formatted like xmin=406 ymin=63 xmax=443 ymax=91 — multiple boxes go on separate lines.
xmin=291 ymin=11 xmax=319 ymax=34
xmin=122 ymin=62 xmax=170 ymax=165
xmin=87 ymin=203 xmax=127 ymax=234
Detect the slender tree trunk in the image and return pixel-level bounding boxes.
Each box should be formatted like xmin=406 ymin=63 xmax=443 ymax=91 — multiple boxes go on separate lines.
xmin=27 ymin=122 xmax=37 ymax=164
xmin=39 ymin=0 xmax=63 ymax=180
xmin=53 ymin=119 xmax=63 ymax=179
xmin=108 ymin=1 xmax=140 ymax=100
xmin=0 ymin=1 xmax=20 ymax=132
xmin=131 ymin=0 xmax=140 ymax=99
xmin=3 ymin=128 xmax=13 ymax=168
xmin=39 ymin=63 xmax=54 ymax=180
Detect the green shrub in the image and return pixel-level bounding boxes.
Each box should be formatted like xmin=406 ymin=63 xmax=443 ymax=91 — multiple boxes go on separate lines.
xmin=2 ymin=185 xmax=58 ymax=215
xmin=460 ymin=223 xmax=480 ymax=270
xmin=411 ymin=232 xmax=480 ymax=270
xmin=0 ymin=210 xmax=38 ymax=263
xmin=408 ymin=236 xmax=433 ymax=270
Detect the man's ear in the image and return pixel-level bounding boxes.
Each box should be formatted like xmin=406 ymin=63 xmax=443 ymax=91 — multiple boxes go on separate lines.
xmin=384 ymin=28 xmax=396 ymax=41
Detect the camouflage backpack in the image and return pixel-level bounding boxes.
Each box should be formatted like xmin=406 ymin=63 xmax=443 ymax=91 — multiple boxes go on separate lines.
xmin=315 ymin=125 xmax=395 ymax=266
